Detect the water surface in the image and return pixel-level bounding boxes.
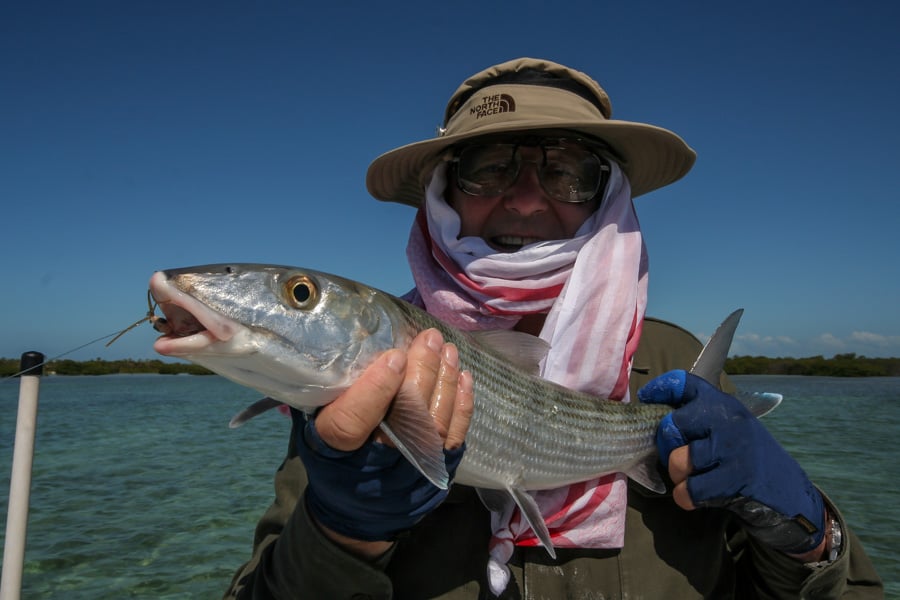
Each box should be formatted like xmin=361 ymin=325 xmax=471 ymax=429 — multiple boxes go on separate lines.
xmin=1 ymin=374 xmax=896 ymax=597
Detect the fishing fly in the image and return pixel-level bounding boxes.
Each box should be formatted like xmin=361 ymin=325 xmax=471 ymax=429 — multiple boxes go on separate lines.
xmin=105 ymin=290 xmax=170 ymax=347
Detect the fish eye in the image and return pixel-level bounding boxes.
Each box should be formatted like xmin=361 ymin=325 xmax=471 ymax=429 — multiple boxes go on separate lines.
xmin=284 ymin=275 xmax=318 ymax=310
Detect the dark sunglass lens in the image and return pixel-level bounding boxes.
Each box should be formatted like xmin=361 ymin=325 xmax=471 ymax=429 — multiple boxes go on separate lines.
xmin=540 ymin=147 xmax=604 ymax=202
xmin=454 ymin=140 xmax=607 ymax=202
xmin=457 ymin=144 xmax=518 ymax=196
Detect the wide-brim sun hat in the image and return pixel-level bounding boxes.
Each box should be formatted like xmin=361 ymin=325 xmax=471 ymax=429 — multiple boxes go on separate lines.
xmin=366 ymin=57 xmax=696 ymax=207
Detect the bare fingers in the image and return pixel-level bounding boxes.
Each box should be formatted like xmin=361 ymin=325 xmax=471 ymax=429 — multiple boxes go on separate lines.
xmin=317 ymin=328 xmax=474 ymax=453
xmin=428 ymin=343 xmax=460 ymax=436
xmin=444 ymin=370 xmax=474 ymax=450
xmin=668 ymin=445 xmax=697 ymax=510
xmin=395 ymin=329 xmax=474 ymax=450
xmin=370 ymin=328 xmax=445 ymax=445
xmin=398 ymin=328 xmax=445 ymax=406
xmin=423 ymin=338 xmax=474 ymax=450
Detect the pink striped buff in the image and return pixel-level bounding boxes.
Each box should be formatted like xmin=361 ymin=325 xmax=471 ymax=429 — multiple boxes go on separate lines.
xmin=404 ymin=163 xmax=649 ymax=594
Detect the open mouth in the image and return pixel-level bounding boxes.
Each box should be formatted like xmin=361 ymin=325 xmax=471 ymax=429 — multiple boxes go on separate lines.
xmin=152 ymin=301 xmax=205 ymax=337
xmin=148 ymin=271 xmax=242 ymax=356
xmin=490 ymin=235 xmax=543 ymax=252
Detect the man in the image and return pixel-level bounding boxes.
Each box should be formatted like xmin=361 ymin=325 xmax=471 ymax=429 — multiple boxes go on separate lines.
xmin=226 ymin=57 xmax=882 ymax=599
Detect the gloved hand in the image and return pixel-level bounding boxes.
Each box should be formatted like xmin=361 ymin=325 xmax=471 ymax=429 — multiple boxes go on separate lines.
xmin=638 ymin=370 xmax=825 ymax=554
xmin=292 ymin=408 xmax=465 ymax=542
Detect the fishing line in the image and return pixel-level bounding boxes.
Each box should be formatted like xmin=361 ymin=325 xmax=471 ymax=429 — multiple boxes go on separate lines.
xmin=0 ymin=328 xmax=146 ymax=381
xmin=2 ymin=292 xmax=162 ymax=381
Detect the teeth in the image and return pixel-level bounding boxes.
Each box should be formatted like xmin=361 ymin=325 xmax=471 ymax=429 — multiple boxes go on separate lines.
xmin=495 ymin=236 xmax=541 ymax=247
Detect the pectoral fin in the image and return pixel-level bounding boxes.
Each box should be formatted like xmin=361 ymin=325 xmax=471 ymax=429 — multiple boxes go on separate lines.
xmin=378 ymin=394 xmax=449 ymax=490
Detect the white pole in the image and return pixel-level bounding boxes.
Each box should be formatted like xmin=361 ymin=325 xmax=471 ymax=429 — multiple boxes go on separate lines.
xmin=1 ymin=352 xmax=44 ymax=600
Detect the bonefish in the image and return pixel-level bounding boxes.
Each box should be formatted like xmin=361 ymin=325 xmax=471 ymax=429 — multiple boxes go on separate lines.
xmin=148 ymin=263 xmax=779 ymax=555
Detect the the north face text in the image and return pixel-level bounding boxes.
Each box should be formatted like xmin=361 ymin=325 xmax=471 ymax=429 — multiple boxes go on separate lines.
xmin=470 ymin=93 xmax=516 ymax=118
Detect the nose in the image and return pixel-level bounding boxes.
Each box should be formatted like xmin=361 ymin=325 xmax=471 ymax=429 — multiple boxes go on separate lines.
xmin=502 ymin=162 xmax=550 ymax=215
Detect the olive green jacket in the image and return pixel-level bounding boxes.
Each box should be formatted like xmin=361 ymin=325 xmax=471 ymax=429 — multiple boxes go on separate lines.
xmin=225 ymin=318 xmax=883 ymax=599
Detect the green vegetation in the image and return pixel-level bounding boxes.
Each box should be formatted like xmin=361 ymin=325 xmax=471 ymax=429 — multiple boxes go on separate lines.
xmin=725 ymin=354 xmax=900 ymax=377
xmin=0 ymin=358 xmax=213 ymax=377
xmin=2 ymin=354 xmax=899 ymax=378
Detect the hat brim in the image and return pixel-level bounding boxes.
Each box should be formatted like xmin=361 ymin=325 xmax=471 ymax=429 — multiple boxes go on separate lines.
xmin=367 ymin=120 xmax=696 ymax=207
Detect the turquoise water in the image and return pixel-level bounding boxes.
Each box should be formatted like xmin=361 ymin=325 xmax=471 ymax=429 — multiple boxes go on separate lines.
xmin=0 ymin=374 xmax=897 ymax=597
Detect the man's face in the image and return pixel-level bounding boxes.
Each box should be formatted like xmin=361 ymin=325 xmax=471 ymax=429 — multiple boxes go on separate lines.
xmin=446 ymin=141 xmax=604 ymax=253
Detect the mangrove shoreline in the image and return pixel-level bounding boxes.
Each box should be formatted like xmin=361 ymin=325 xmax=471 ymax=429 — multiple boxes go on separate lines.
xmin=2 ymin=354 xmax=899 ymax=378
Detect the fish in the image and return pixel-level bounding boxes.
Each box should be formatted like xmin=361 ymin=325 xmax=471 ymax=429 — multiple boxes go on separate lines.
xmin=148 ymin=263 xmax=780 ymax=556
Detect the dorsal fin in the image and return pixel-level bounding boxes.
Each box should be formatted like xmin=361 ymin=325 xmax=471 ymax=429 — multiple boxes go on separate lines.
xmin=472 ymin=330 xmax=551 ymax=375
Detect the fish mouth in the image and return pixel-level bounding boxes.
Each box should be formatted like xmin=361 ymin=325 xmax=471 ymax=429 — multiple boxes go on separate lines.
xmin=148 ymin=271 xmax=246 ymax=356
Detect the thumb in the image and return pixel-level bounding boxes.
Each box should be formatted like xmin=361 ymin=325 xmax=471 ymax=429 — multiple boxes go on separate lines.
xmin=316 ymin=349 xmax=407 ymax=451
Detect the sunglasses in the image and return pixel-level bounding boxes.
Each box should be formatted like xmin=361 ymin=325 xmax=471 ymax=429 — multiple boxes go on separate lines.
xmin=450 ymin=138 xmax=611 ymax=204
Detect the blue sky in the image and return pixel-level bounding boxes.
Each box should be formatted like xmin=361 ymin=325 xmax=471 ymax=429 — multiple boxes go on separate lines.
xmin=2 ymin=1 xmax=898 ymax=363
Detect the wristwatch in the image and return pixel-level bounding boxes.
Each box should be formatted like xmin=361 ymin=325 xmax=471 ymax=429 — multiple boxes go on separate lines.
xmin=827 ymin=515 xmax=843 ymax=562
xmin=808 ymin=513 xmax=843 ymax=567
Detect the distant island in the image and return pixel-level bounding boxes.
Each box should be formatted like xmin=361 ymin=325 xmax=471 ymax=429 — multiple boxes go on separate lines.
xmin=725 ymin=353 xmax=899 ymax=377
xmin=0 ymin=358 xmax=212 ymax=377
xmin=2 ymin=353 xmax=899 ymax=378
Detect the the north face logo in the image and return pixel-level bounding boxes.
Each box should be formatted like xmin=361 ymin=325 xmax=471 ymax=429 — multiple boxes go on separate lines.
xmin=470 ymin=93 xmax=516 ymax=118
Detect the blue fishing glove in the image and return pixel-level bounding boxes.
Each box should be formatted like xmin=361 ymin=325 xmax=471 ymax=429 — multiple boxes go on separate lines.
xmin=291 ymin=408 xmax=465 ymax=542
xmin=638 ymin=370 xmax=825 ymax=554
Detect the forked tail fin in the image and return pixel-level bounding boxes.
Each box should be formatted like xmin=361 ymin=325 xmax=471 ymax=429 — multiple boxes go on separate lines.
xmin=690 ymin=309 xmax=781 ymax=418
xmin=628 ymin=309 xmax=782 ymax=495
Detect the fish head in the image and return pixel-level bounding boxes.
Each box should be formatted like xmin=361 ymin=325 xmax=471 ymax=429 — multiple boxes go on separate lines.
xmin=149 ymin=263 xmax=402 ymax=410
